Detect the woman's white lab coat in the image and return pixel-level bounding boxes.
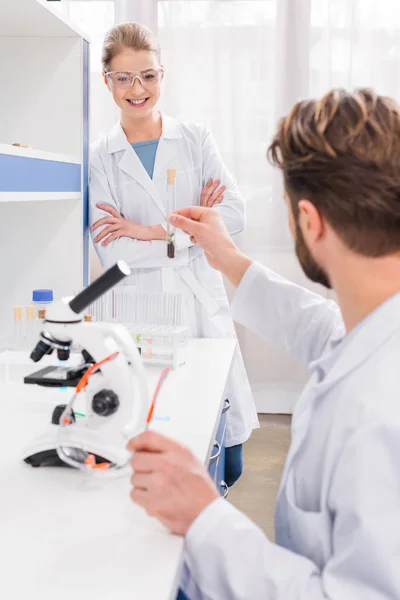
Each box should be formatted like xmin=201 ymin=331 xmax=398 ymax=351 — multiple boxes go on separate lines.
xmin=181 ymin=262 xmax=400 ymax=599
xmin=89 ymin=115 xmax=258 ymax=446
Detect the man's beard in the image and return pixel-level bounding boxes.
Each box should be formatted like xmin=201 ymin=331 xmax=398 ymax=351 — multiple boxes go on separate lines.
xmin=295 ymin=221 xmax=332 ymax=289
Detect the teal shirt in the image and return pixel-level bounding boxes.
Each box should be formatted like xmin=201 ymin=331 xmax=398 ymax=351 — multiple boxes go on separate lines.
xmin=130 ymin=138 xmax=160 ymax=179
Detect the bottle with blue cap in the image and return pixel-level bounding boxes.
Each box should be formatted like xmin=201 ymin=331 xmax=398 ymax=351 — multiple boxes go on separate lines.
xmin=32 ymin=289 xmax=54 ymax=320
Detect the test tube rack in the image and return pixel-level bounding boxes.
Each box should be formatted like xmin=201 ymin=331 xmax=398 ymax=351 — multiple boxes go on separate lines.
xmin=88 ymin=287 xmax=188 ymax=369
xmin=0 ymin=290 xmax=189 ymax=372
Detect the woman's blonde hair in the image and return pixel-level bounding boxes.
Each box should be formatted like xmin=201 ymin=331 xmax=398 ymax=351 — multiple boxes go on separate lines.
xmin=101 ymin=22 xmax=161 ymax=72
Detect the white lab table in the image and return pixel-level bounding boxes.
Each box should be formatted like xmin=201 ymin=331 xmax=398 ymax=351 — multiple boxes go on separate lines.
xmin=0 ymin=339 xmax=235 ymax=600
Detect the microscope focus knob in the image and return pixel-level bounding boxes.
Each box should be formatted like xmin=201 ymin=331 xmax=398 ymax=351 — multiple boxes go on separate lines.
xmin=92 ymin=390 xmax=120 ymax=417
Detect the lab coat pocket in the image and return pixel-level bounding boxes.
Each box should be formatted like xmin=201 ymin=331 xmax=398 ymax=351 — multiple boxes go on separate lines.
xmin=281 ymin=470 xmax=332 ymax=569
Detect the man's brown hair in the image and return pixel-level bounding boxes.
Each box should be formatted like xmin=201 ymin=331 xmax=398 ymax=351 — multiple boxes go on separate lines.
xmin=268 ymin=88 xmax=400 ymax=257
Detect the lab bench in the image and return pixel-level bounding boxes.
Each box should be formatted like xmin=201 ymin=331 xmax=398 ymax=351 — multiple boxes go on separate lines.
xmin=0 ymin=338 xmax=235 ymax=600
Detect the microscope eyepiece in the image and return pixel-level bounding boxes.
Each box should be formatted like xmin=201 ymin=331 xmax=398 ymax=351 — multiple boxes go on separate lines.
xmin=69 ymin=261 xmax=131 ymax=315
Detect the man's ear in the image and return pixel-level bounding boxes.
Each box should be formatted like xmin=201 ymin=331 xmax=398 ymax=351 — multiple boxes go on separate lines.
xmin=298 ymin=199 xmax=324 ymax=243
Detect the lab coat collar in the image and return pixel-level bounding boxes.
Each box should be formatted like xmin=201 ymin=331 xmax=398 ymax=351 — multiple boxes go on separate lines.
xmin=107 ymin=121 xmax=127 ymax=154
xmin=312 ymin=291 xmax=400 ymax=390
xmin=106 ymin=113 xmax=182 ymax=154
xmin=106 ymin=115 xmax=182 ymax=218
xmin=161 ymin=113 xmax=183 ymax=139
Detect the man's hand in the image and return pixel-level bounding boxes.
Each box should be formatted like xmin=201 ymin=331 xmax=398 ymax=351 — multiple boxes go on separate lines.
xmin=200 ymin=179 xmax=226 ymax=208
xmin=169 ymin=206 xmax=252 ymax=287
xmin=91 ymin=204 xmax=165 ymax=245
xmin=127 ymin=431 xmax=219 ymax=536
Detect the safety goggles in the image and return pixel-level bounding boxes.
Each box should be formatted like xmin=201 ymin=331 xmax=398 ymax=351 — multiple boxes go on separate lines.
xmin=105 ymin=67 xmax=164 ymax=89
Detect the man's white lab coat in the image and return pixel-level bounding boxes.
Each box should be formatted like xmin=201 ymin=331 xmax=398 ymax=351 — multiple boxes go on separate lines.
xmin=182 ymin=261 xmax=400 ymax=599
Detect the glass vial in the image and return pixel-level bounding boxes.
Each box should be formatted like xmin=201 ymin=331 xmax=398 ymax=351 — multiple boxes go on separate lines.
xmin=32 ymin=289 xmax=54 ymax=319
xmin=37 ymin=309 xmax=46 ymax=335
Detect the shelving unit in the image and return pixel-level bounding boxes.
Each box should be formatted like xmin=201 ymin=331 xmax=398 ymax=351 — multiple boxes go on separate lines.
xmin=0 ymin=0 xmax=90 ymax=336
xmin=0 ymin=144 xmax=81 ymax=201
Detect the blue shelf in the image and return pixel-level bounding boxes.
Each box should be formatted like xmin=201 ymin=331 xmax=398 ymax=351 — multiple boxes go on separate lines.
xmin=0 ymin=152 xmax=81 ymax=193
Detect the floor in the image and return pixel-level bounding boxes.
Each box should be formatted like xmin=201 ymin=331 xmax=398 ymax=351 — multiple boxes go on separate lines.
xmin=229 ymin=414 xmax=291 ymax=540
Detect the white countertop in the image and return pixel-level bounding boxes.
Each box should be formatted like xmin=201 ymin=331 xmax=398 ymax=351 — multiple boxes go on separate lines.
xmin=0 ymin=339 xmax=235 ymax=600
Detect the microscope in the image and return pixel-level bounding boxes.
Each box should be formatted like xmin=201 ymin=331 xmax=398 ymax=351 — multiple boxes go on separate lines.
xmin=22 ymin=261 xmax=149 ymax=471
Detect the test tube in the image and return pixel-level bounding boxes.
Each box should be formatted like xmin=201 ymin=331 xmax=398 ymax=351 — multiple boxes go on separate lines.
xmin=26 ymin=305 xmax=35 ymax=349
xmin=128 ymin=293 xmax=134 ymax=323
xmin=167 ymin=169 xmax=176 ymax=258
xmin=13 ymin=307 xmax=23 ymax=351
xmin=114 ymin=289 xmax=119 ymax=322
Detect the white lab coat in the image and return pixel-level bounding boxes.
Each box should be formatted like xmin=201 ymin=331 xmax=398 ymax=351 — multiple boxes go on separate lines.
xmin=181 ymin=261 xmax=400 ymax=599
xmin=89 ymin=115 xmax=258 ymax=446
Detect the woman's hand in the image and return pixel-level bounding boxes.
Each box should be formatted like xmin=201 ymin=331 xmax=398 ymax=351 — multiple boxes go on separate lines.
xmin=200 ymin=179 xmax=226 ymax=208
xmin=91 ymin=204 xmax=164 ymax=245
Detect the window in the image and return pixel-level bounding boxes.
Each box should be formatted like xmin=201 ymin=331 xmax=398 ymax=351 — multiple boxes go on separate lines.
xmin=158 ymin=1 xmax=277 ymax=202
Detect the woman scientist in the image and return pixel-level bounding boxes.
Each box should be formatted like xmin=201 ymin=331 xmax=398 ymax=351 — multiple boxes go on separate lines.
xmin=89 ymin=22 xmax=258 ymax=486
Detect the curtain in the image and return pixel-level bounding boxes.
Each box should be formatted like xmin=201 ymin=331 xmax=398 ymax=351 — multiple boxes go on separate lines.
xmin=159 ymin=1 xmax=281 ymax=244
xmin=158 ymin=0 xmax=400 ymax=412
xmin=310 ymin=0 xmax=400 ymax=98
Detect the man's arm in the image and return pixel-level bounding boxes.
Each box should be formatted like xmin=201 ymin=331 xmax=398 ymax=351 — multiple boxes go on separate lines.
xmin=183 ymin=422 xmax=400 ymax=600
xmin=232 ymin=261 xmax=344 ymax=368
xmin=168 ymin=207 xmax=345 ymax=367
xmin=128 ymin=421 xmax=400 ymax=600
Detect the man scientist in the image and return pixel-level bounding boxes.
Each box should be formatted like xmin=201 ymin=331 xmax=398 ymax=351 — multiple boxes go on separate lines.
xmin=127 ymin=87 xmax=400 ymax=599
